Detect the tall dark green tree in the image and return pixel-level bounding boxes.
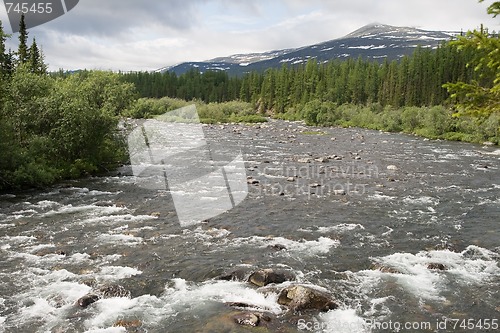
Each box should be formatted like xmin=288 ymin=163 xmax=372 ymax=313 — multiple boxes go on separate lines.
xmin=28 ymin=38 xmax=46 ymax=74
xmin=0 ymin=20 xmax=8 ymax=76
xmin=17 ymin=14 xmax=29 ymax=65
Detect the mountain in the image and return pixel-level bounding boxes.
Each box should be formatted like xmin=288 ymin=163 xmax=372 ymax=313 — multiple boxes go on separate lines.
xmin=162 ymin=23 xmax=458 ymax=76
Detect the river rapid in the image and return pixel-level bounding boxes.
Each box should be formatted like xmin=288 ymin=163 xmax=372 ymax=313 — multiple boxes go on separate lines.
xmin=0 ymin=119 xmax=499 ymax=332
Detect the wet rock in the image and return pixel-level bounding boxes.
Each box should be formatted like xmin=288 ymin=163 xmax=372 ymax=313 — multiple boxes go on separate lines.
xmin=278 ymin=285 xmax=338 ymax=312
xmin=233 ymin=312 xmax=260 ymax=327
xmin=217 ymin=268 xmax=251 ymax=282
xmin=77 ymin=293 xmax=100 ymax=308
xmin=297 ymin=157 xmax=313 ymax=163
xmin=247 ymin=177 xmax=260 ymax=185
xmin=267 ymin=244 xmax=287 ymax=251
xmin=248 ymin=268 xmax=295 ymax=287
xmin=427 ymin=263 xmax=447 ymax=271
xmin=432 ymin=242 xmax=458 ymax=252
xmin=199 ymin=311 xmax=277 ymax=332
xmin=370 ymin=263 xmax=402 ymax=274
xmin=77 ymin=284 xmax=131 ymax=308
xmin=314 ymin=157 xmax=329 ymax=163
xmin=97 ymin=284 xmax=132 ymax=298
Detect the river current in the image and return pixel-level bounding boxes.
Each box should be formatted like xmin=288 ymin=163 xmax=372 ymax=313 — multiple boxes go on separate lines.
xmin=0 ymin=119 xmax=499 ymax=332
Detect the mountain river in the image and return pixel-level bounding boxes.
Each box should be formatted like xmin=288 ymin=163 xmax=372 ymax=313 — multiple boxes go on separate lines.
xmin=0 ymin=119 xmax=499 ymax=332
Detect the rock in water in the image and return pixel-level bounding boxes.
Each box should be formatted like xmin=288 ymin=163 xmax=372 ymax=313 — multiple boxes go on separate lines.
xmin=248 ymin=268 xmax=295 ymax=287
xmin=216 ymin=268 xmax=251 ymax=282
xmin=77 ymin=284 xmax=131 ymax=308
xmin=77 ymin=294 xmax=100 ymax=308
xmin=97 ymin=284 xmax=131 ymax=298
xmin=278 ymin=285 xmax=338 ymax=312
xmin=233 ymin=312 xmax=260 ymax=327
xmin=427 ymin=263 xmax=447 ymax=270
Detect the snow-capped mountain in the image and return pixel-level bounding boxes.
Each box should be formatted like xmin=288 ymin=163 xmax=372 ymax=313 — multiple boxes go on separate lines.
xmin=162 ymin=23 xmax=458 ymax=76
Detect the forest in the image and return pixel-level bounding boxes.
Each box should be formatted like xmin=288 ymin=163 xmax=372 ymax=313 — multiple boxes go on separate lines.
xmin=0 ymin=2 xmax=499 ymax=190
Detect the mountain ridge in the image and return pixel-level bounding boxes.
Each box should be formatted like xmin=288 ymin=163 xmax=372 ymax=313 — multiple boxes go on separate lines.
xmin=160 ymin=23 xmax=459 ymax=76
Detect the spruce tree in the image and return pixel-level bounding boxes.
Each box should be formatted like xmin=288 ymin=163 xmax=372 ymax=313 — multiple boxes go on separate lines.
xmin=28 ymin=38 xmax=46 ymax=74
xmin=0 ymin=20 xmax=8 ymax=76
xmin=18 ymin=14 xmax=29 ymax=65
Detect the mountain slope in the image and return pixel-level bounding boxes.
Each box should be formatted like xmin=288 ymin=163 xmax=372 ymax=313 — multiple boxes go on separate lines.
xmin=163 ymin=23 xmax=458 ymax=76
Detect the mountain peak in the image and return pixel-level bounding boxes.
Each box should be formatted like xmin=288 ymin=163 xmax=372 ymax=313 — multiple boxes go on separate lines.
xmin=344 ymin=23 xmax=455 ymax=41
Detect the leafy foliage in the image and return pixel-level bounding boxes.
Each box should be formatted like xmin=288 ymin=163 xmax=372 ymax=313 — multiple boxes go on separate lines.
xmin=443 ymin=1 xmax=500 ymax=118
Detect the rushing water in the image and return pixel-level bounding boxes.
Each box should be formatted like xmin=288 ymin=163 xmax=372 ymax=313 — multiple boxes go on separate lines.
xmin=0 ymin=120 xmax=499 ymax=333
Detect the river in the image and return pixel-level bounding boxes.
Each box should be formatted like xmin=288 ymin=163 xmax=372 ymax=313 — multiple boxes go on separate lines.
xmin=0 ymin=119 xmax=499 ymax=332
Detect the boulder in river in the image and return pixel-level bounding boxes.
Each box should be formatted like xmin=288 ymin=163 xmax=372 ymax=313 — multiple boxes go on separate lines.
xmin=427 ymin=263 xmax=447 ymax=271
xmin=77 ymin=284 xmax=131 ymax=308
xmin=278 ymin=285 xmax=338 ymax=312
xmin=248 ymin=268 xmax=295 ymax=287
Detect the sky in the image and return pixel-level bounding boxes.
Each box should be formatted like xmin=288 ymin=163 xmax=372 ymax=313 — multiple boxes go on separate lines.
xmin=1 ymin=0 xmax=498 ymax=72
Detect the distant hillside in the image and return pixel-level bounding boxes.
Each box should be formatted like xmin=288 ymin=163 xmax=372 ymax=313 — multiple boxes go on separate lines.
xmin=160 ymin=23 xmax=458 ymax=76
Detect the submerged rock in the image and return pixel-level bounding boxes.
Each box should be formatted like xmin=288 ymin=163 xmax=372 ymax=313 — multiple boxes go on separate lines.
xmin=198 ymin=311 xmax=276 ymax=332
xmin=216 ymin=268 xmax=252 ymax=282
xmin=278 ymin=285 xmax=338 ymax=312
xmin=370 ymin=263 xmax=402 ymax=274
xmin=248 ymin=268 xmax=295 ymax=287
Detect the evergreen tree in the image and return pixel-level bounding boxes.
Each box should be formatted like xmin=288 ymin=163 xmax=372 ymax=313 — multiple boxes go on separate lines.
xmin=17 ymin=14 xmax=29 ymax=65
xmin=28 ymin=38 xmax=47 ymax=74
xmin=0 ymin=20 xmax=8 ymax=76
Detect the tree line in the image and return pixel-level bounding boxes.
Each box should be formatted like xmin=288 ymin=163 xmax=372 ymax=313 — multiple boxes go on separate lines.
xmin=122 ymin=43 xmax=478 ymax=112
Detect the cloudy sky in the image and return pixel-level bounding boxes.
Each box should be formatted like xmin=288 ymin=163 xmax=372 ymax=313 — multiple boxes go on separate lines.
xmin=1 ymin=0 xmax=498 ymax=71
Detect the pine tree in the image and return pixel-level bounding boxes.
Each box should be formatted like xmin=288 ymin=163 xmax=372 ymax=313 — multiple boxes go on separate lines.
xmin=17 ymin=14 xmax=29 ymax=65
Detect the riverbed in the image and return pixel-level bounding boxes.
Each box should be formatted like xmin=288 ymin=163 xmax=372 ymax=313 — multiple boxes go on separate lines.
xmin=0 ymin=119 xmax=499 ymax=332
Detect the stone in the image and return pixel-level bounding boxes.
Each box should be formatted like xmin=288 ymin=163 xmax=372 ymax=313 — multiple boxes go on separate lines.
xmin=286 ymin=177 xmax=295 ymax=182
xmin=427 ymin=263 xmax=447 ymax=271
xmin=94 ymin=284 xmax=131 ymax=299
xmin=247 ymin=178 xmax=260 ymax=185
xmin=233 ymin=312 xmax=260 ymax=327
xmin=332 ymin=190 xmax=346 ymax=196
xmin=267 ymin=244 xmax=287 ymax=251
xmin=216 ymin=268 xmax=251 ymax=282
xmin=483 ymin=141 xmax=495 ymax=146
xmin=248 ymin=268 xmax=295 ymax=287
xmin=297 ymin=158 xmax=313 ymax=163
xmin=277 ymin=285 xmax=338 ymax=312
xmin=314 ymin=157 xmax=329 ymax=163
xmin=78 ymin=283 xmax=132 ymax=307
xmin=77 ymin=294 xmax=100 ymax=308
xmin=387 ymin=165 xmax=399 ymax=171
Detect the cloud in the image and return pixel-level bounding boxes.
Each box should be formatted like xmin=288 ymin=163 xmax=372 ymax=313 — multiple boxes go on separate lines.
xmin=1 ymin=0 xmax=499 ymax=71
